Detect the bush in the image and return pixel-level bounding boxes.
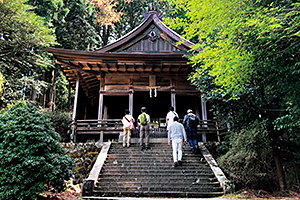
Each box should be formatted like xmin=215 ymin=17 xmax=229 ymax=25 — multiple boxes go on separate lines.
xmin=0 ymin=102 xmax=75 ymax=200
xmin=218 ymin=120 xmax=276 ymax=190
xmin=47 ymin=111 xmax=72 ymax=142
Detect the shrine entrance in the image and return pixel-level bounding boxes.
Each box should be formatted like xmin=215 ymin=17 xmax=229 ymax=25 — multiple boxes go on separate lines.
xmin=132 ymin=91 xmax=169 ymax=120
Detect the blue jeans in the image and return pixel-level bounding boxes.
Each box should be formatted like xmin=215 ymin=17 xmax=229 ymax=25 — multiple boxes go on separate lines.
xmin=186 ymin=127 xmax=198 ymax=149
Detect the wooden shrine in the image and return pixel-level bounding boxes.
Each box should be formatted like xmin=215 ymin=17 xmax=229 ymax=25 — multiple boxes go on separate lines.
xmin=47 ymin=9 xmax=217 ymax=142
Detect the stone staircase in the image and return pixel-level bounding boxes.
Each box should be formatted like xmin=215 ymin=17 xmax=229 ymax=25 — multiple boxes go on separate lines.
xmin=90 ymin=142 xmax=224 ymax=198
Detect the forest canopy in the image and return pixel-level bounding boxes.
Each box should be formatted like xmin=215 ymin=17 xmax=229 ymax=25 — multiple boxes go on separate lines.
xmin=165 ymin=0 xmax=300 ymax=191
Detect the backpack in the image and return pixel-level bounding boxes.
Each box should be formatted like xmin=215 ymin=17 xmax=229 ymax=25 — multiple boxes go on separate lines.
xmin=140 ymin=113 xmax=147 ymax=125
xmin=188 ymin=114 xmax=199 ymax=128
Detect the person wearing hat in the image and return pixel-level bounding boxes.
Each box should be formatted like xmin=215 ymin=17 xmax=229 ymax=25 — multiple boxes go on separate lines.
xmin=121 ymin=109 xmax=135 ymax=147
xmin=137 ymin=107 xmax=150 ymax=150
xmin=183 ymin=109 xmax=200 ymax=153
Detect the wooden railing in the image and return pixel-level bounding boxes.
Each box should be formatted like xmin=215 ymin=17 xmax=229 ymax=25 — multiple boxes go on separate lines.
xmin=71 ymin=118 xmax=228 ymax=142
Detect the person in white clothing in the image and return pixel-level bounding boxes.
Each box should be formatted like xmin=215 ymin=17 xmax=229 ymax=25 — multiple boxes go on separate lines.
xmin=166 ymin=106 xmax=178 ymax=132
xmin=168 ymin=116 xmax=187 ymax=167
xmin=121 ymin=109 xmax=134 ymax=147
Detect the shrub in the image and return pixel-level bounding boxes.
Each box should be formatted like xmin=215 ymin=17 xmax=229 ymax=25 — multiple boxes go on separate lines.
xmin=0 ymin=102 xmax=75 ymax=200
xmin=218 ymin=120 xmax=276 ymax=190
xmin=47 ymin=111 xmax=72 ymax=142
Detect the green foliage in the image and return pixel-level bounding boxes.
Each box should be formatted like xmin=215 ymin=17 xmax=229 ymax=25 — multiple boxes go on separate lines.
xmin=26 ymin=0 xmax=67 ymax=25
xmin=26 ymin=0 xmax=98 ymax=111
xmin=218 ymin=120 xmax=276 ymax=189
xmin=55 ymin=70 xmax=74 ymax=111
xmin=0 ymin=0 xmax=56 ymax=109
xmin=54 ymin=0 xmax=98 ymax=50
xmin=46 ymin=110 xmax=72 ymax=142
xmin=167 ymin=0 xmax=300 ymax=190
xmin=0 ymin=102 xmax=74 ymax=200
xmin=108 ymin=0 xmax=171 ymax=45
xmin=167 ymin=0 xmax=300 ymax=98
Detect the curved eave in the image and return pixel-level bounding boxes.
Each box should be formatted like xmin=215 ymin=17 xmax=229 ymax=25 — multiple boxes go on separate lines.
xmin=152 ymin=15 xmax=195 ymax=49
xmin=46 ymin=47 xmax=189 ymax=62
xmin=95 ymin=14 xmax=154 ymax=53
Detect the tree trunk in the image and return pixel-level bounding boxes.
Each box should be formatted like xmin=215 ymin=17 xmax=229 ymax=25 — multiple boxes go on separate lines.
xmin=39 ymin=72 xmax=46 ymax=107
xmin=273 ymin=146 xmax=285 ymax=191
xmin=49 ymin=66 xmax=58 ymax=112
xmin=102 ymin=25 xmax=111 ymax=46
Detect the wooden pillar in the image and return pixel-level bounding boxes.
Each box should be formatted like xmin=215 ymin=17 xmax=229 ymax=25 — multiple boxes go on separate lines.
xmin=84 ymin=89 xmax=89 ymax=120
xmin=72 ymin=72 xmax=80 ymax=121
xmin=195 ymin=104 xmax=201 ymax=119
xmin=171 ymin=89 xmax=176 ymax=111
xmin=129 ymin=89 xmax=134 ymax=116
xmin=170 ymin=78 xmax=176 ymax=111
xmin=98 ymin=94 xmax=104 ymax=120
xmin=103 ymin=106 xmax=108 ymax=119
xmin=201 ymin=96 xmax=207 ymax=142
xmin=71 ymin=72 xmax=80 ymax=142
xmin=98 ymin=77 xmax=105 ymax=120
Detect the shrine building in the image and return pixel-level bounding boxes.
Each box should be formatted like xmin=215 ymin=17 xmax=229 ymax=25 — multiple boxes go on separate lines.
xmin=47 ymin=9 xmax=212 ymax=142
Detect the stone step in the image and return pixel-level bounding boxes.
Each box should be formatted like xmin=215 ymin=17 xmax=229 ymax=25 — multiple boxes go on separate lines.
xmin=96 ymin=179 xmax=220 ymax=186
xmin=92 ymin=190 xmax=224 ymax=198
xmin=103 ymin=164 xmax=209 ymax=169
xmin=108 ymin=149 xmax=202 ymax=157
xmin=90 ymin=142 xmax=223 ymax=198
xmin=105 ymin=159 xmax=205 ymax=164
xmin=102 ymin=164 xmax=210 ymax=170
xmin=101 ymin=168 xmax=213 ymax=174
xmin=94 ymin=185 xmax=223 ymax=192
xmin=103 ymin=161 xmax=208 ymax=166
xmin=106 ymin=154 xmax=203 ymax=159
xmin=108 ymin=147 xmax=198 ymax=151
xmin=97 ymin=176 xmax=218 ymax=182
xmin=109 ymin=144 xmax=194 ymax=151
xmin=98 ymin=172 xmax=215 ymax=177
xmin=98 ymin=174 xmax=215 ymax=180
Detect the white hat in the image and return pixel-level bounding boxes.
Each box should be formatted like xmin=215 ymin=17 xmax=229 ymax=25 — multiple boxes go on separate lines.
xmin=187 ymin=109 xmax=193 ymax=113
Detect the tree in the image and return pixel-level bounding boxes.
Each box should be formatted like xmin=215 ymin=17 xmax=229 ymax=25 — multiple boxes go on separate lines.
xmin=0 ymin=102 xmax=74 ymax=199
xmin=0 ymin=0 xmax=56 ymax=109
xmin=27 ymin=0 xmax=99 ymax=112
xmin=166 ymin=0 xmax=300 ymax=191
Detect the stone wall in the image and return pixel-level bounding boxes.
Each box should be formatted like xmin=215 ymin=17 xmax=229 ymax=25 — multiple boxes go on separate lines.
xmin=61 ymin=141 xmax=103 ymax=185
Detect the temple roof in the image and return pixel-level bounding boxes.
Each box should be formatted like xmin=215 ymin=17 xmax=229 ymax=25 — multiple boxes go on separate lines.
xmin=95 ymin=10 xmax=194 ymax=53
xmin=46 ymin=9 xmax=197 ymax=98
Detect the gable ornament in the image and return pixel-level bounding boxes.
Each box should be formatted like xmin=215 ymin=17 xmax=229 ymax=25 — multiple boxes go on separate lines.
xmin=148 ymin=31 xmax=158 ymax=42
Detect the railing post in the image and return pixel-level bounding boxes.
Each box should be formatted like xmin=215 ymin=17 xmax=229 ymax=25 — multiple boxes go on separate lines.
xmin=70 ymin=121 xmax=77 ymax=143
xmin=216 ymin=121 xmax=221 ymax=142
xmin=100 ymin=131 xmax=104 ymax=144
